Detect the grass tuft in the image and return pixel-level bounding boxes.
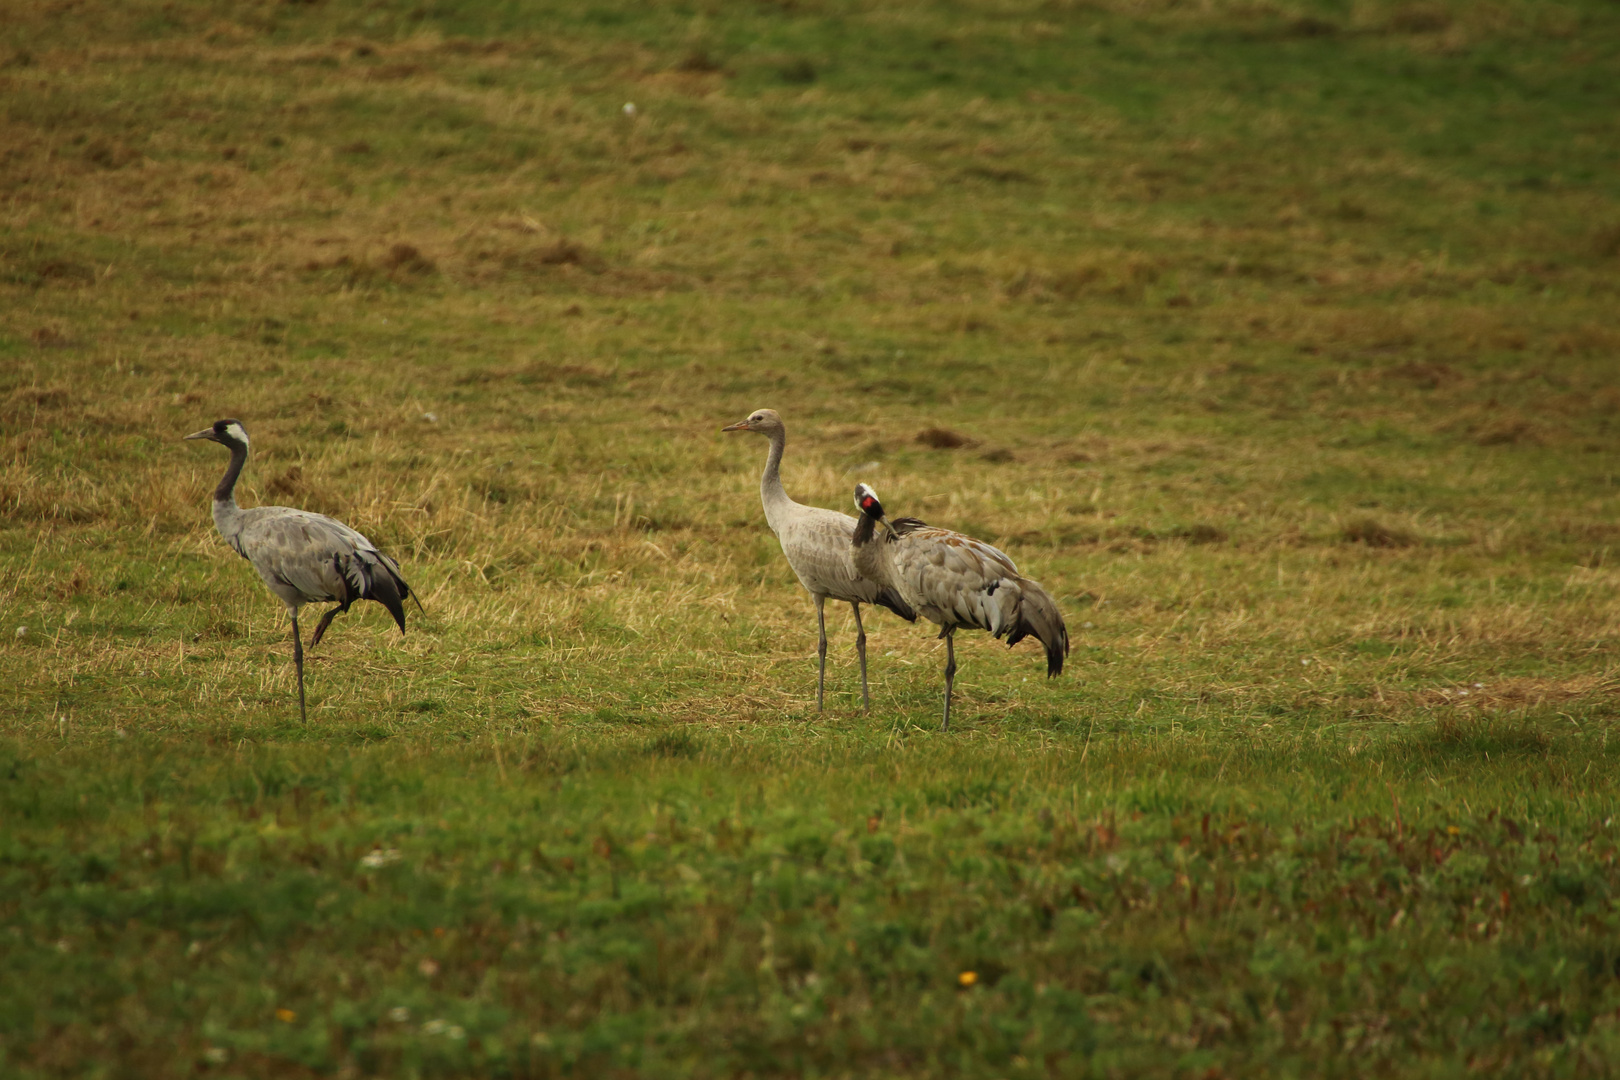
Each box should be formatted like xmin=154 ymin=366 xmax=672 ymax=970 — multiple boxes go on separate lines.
xmin=916 ymin=427 xmax=973 ymax=450
xmin=380 ymin=243 xmax=436 ymax=276
xmin=1340 ymin=517 xmax=1420 ymax=548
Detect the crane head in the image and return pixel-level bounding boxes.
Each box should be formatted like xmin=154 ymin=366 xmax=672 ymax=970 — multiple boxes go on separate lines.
xmin=854 ymin=483 xmax=885 ymax=520
xmin=184 ymin=419 xmax=250 ymax=450
xmin=721 ymin=408 xmax=782 ymax=434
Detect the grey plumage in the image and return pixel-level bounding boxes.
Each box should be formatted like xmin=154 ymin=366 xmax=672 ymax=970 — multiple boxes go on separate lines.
xmin=723 ymin=409 xmax=915 ymax=712
xmin=852 ymin=483 xmax=1068 ymax=730
xmin=185 ymin=419 xmax=415 ymax=721
xmin=224 ymin=509 xmax=410 ymax=645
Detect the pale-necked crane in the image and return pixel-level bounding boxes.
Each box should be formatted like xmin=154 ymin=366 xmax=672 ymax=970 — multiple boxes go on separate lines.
xmin=723 ymin=409 xmax=915 ymax=711
xmin=851 ymin=482 xmax=1068 ymax=730
xmin=184 ymin=419 xmax=417 ymax=722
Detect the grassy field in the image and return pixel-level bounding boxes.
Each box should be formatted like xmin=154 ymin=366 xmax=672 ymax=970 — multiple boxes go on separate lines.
xmin=4 ymin=0 xmax=1620 ymax=1074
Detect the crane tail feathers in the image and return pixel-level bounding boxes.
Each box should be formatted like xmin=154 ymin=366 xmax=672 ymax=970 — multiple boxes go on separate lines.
xmin=1004 ymin=580 xmax=1069 ymax=677
xmin=356 ymin=552 xmax=412 ymax=635
xmin=875 ymin=586 xmax=917 ymax=623
xmin=384 ymin=555 xmax=423 ymax=616
xmin=370 ymin=571 xmax=409 ymax=635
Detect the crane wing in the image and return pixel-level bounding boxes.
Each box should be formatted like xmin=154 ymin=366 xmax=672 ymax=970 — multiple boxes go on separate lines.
xmin=889 ymin=520 xmax=1018 ymax=574
xmin=888 ymin=526 xmax=1010 ymax=631
xmin=885 ymin=521 xmax=1067 ymax=674
xmin=233 ymin=507 xmax=411 ymax=630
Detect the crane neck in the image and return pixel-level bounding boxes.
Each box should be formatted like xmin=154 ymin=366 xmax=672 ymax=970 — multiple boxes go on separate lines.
xmin=214 ymin=442 xmax=247 ymax=505
xmin=850 ymin=513 xmax=893 ymax=585
xmin=852 ymin=510 xmax=879 ymax=547
xmin=211 ymin=443 xmax=248 ymax=540
xmin=759 ymin=427 xmax=793 ymax=521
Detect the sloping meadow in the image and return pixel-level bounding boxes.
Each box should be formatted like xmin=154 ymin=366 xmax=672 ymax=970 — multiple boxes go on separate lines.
xmin=3 ymin=0 xmax=1620 ymax=1075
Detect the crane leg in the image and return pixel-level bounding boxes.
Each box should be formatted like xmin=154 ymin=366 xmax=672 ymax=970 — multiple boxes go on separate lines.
xmin=941 ymin=626 xmax=957 ymax=732
xmin=852 ymin=602 xmax=869 ymax=714
xmin=290 ymin=612 xmax=307 ymax=723
xmin=815 ymin=595 xmax=827 ymax=713
xmin=311 ymin=604 xmax=342 ymax=648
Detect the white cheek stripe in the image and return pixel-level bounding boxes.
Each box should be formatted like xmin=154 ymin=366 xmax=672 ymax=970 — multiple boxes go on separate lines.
xmin=226 ymin=422 xmax=249 ymax=444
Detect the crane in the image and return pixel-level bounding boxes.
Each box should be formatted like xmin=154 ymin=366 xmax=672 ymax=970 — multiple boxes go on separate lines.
xmin=723 ymin=409 xmax=915 ymax=712
xmin=184 ymin=419 xmax=417 ymax=722
xmin=851 ymin=482 xmax=1068 ymax=730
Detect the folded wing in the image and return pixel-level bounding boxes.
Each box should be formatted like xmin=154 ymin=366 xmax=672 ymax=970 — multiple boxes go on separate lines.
xmin=235 ymin=507 xmax=412 ymax=632
xmin=888 ymin=520 xmax=1067 ymax=676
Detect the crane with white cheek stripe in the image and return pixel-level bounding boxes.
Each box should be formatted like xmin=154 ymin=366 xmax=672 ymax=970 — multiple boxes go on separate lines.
xmin=184 ymin=419 xmax=418 ymax=722
xmin=851 ymin=482 xmax=1068 ymax=730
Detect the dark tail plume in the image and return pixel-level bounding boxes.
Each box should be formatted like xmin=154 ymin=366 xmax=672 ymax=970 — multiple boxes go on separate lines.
xmin=363 ymin=553 xmax=411 ymax=635
xmin=1003 ymin=578 xmax=1069 ymax=677
xmin=875 ymin=586 xmax=917 ymax=623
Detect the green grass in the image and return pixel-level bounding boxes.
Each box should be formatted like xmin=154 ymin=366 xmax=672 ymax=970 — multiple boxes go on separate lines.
xmin=3 ymin=0 xmax=1620 ymax=1075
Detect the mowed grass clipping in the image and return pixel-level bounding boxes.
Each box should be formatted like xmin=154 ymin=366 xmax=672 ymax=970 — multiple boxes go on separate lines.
xmin=3 ymin=0 xmax=1620 ymax=1075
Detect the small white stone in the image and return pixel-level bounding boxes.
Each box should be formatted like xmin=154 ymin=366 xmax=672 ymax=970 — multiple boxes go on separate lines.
xmin=421 ymin=412 xmax=437 ymax=423
xmin=360 ymin=847 xmax=402 ymax=869
xmin=14 ymin=625 xmax=26 ymax=639
xmin=622 ymin=102 xmax=638 ymax=118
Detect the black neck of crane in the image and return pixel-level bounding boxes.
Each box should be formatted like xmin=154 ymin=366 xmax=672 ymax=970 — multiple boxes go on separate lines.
xmin=852 ymin=510 xmax=878 ymax=547
xmin=215 ymin=442 xmax=247 ymax=503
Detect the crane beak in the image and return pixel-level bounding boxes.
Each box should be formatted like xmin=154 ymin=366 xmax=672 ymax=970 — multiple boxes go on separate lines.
xmin=183 ymin=428 xmax=218 ymax=442
xmin=721 ymin=420 xmax=751 ymax=432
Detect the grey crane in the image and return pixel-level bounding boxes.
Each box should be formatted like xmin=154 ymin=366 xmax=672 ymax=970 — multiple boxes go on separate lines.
xmin=851 ymin=482 xmax=1068 ymax=730
xmin=184 ymin=419 xmax=417 ymax=722
xmin=723 ymin=409 xmax=915 ymax=711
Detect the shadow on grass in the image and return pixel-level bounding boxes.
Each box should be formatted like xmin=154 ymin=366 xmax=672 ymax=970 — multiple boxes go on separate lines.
xmin=1405 ymin=713 xmax=1557 ymax=762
